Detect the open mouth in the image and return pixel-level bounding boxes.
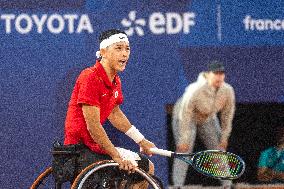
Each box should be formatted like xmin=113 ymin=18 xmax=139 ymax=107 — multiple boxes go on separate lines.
xmin=118 ymin=60 xmax=127 ymax=66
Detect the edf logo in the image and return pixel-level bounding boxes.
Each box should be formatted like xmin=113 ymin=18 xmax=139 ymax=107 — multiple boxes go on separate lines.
xmin=121 ymin=11 xmax=195 ymax=36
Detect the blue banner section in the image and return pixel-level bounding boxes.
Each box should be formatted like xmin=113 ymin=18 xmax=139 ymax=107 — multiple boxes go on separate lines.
xmin=221 ymin=0 xmax=284 ymax=45
xmin=179 ymin=1 xmax=219 ymax=46
xmin=0 ymin=1 xmax=284 ymax=188
xmin=180 ymin=0 xmax=284 ymax=46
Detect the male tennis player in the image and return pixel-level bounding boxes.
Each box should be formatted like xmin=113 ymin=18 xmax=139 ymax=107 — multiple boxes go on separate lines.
xmin=172 ymin=61 xmax=235 ymax=188
xmin=64 ymin=29 xmax=156 ymax=188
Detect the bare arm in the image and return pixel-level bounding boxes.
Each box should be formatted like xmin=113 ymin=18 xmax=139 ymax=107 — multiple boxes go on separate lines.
xmin=82 ymin=104 xmax=120 ymax=159
xmin=82 ymin=104 xmax=137 ymax=173
xmin=275 ymin=171 xmax=284 ymax=181
xmin=257 ymin=167 xmax=276 ymax=182
xmin=108 ymin=105 xmax=132 ymax=133
xmin=108 ymin=105 xmax=156 ymax=155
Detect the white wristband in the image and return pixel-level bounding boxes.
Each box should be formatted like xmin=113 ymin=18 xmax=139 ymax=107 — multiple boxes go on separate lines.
xmin=125 ymin=125 xmax=145 ymax=143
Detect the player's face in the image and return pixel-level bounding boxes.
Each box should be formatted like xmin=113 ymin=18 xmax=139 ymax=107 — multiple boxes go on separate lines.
xmin=208 ymin=71 xmax=225 ymax=88
xmin=104 ymin=41 xmax=130 ymax=72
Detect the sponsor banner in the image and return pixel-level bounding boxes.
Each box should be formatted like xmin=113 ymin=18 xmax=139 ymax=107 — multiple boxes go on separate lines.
xmin=180 ymin=0 xmax=284 ymax=46
xmin=0 ymin=13 xmax=93 ymax=34
xmin=121 ymin=10 xmax=196 ymax=36
xmin=221 ymin=0 xmax=284 ymax=45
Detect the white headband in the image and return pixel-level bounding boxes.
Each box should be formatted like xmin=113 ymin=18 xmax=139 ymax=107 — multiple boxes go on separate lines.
xmin=96 ymin=33 xmax=129 ymax=58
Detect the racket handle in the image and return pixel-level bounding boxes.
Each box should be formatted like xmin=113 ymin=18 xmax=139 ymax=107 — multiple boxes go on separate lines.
xmin=149 ymin=148 xmax=173 ymax=157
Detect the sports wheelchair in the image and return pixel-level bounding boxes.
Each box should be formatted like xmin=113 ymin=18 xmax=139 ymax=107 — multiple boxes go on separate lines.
xmin=30 ymin=141 xmax=163 ymax=189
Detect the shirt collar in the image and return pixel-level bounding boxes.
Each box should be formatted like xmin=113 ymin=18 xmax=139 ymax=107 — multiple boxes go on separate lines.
xmin=94 ymin=60 xmax=118 ymax=88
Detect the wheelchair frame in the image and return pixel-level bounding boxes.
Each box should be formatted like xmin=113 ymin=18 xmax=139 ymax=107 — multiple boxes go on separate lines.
xmin=31 ymin=159 xmax=163 ymax=189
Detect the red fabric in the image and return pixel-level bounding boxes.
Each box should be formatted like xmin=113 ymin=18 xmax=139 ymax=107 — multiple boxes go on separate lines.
xmin=64 ymin=61 xmax=123 ymax=154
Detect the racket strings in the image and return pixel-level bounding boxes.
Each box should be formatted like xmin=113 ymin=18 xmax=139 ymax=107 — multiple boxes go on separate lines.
xmin=193 ymin=152 xmax=243 ymax=178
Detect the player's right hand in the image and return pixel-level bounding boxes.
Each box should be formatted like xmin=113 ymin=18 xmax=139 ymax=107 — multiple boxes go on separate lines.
xmin=176 ymin=144 xmax=190 ymax=152
xmin=112 ymin=157 xmax=137 ymax=174
xmin=139 ymin=138 xmax=156 ymax=156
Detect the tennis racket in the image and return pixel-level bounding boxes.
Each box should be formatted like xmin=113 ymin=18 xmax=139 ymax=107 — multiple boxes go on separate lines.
xmin=150 ymin=148 xmax=245 ymax=180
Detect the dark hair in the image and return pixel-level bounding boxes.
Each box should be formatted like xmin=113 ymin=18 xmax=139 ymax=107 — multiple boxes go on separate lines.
xmin=207 ymin=60 xmax=225 ymax=73
xmin=99 ymin=29 xmax=126 ymax=43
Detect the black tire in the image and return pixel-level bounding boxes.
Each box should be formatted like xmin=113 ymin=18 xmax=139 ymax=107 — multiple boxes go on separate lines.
xmin=71 ymin=160 xmax=163 ymax=189
xmin=30 ymin=167 xmax=70 ymax=189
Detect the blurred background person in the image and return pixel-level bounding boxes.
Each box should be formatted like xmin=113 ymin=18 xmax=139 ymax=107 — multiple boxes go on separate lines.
xmin=171 ymin=60 xmax=236 ymax=188
xmin=257 ymin=126 xmax=284 ymax=184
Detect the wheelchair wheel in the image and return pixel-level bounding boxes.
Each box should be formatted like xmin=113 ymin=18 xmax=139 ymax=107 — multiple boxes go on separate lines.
xmin=30 ymin=167 xmax=70 ymax=189
xmin=71 ymin=160 xmax=163 ymax=189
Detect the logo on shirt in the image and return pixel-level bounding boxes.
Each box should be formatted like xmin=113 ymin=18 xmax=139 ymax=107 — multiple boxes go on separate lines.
xmin=114 ymin=91 xmax=119 ymax=98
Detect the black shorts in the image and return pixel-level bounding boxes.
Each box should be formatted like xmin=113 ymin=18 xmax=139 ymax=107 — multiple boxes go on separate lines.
xmin=52 ymin=142 xmax=150 ymax=186
xmin=76 ymin=145 xmax=150 ymax=182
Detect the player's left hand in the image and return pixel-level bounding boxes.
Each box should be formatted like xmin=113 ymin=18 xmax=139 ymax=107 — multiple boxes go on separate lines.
xmin=217 ymin=140 xmax=228 ymax=151
xmin=138 ymin=139 xmax=156 ymax=156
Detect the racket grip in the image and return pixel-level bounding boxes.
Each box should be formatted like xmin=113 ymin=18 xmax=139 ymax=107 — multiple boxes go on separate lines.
xmin=149 ymin=148 xmax=173 ymax=157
